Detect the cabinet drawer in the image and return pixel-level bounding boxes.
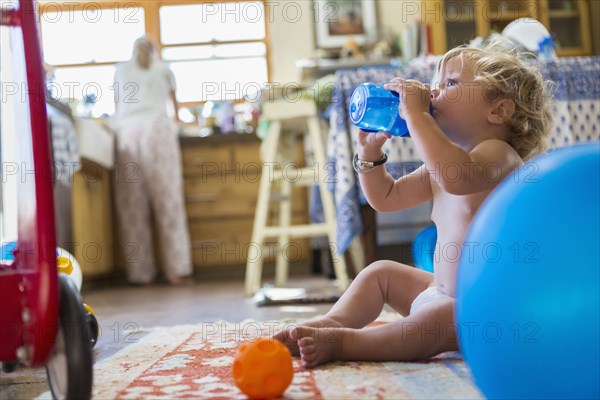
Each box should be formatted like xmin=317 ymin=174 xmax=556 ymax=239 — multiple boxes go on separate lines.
xmin=189 ymin=219 xmax=255 ymax=266
xmin=181 ymin=141 xmax=262 ymax=177
xmin=184 ymin=176 xmax=258 ymax=218
xmin=234 ymin=142 xmax=262 ymax=168
xmin=184 ymin=177 xmax=308 ymax=218
xmin=189 ymin=219 xmax=310 ymax=267
xmin=181 ymin=145 xmax=233 ymax=176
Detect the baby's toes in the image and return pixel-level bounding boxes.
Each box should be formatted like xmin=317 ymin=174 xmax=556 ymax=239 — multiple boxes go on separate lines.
xmin=298 ymin=338 xmax=317 ymax=367
xmin=298 ymin=336 xmax=315 ymax=350
xmin=273 ymin=330 xmax=288 ymax=343
xmin=300 ymin=347 xmax=318 ymax=366
xmin=301 ymin=353 xmax=318 ymax=368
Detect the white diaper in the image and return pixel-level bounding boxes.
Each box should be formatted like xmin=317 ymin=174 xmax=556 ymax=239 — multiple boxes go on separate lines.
xmin=410 ymin=286 xmax=451 ymax=315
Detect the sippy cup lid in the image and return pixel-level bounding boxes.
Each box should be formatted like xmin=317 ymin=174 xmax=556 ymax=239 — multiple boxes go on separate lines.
xmin=349 ymin=84 xmax=368 ymax=125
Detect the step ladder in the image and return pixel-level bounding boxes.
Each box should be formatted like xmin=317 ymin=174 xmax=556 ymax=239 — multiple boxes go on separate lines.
xmin=244 ymin=98 xmax=363 ymax=296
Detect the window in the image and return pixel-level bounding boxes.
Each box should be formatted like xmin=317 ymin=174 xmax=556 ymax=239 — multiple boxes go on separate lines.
xmin=38 ymin=1 xmax=270 ymax=117
xmin=164 ymin=43 xmax=268 ymax=103
xmin=41 ymin=5 xmax=145 ymax=65
xmin=159 ymin=2 xmax=269 ymax=103
xmin=39 ymin=3 xmax=146 ymax=117
xmin=160 ymin=2 xmax=266 ymax=44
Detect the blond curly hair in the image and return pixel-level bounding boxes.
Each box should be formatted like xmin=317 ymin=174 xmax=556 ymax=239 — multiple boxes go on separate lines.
xmin=435 ymin=40 xmax=554 ymax=160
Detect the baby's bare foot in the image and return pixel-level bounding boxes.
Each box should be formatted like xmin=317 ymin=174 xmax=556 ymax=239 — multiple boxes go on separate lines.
xmin=289 ymin=326 xmax=344 ymax=368
xmin=273 ymin=317 xmax=343 ymax=356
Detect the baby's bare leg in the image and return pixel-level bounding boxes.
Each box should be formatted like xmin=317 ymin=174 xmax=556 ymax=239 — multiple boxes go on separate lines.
xmin=292 ymin=298 xmax=457 ymax=368
xmin=326 ymin=261 xmax=434 ymax=326
xmin=274 ymin=261 xmax=433 ymax=354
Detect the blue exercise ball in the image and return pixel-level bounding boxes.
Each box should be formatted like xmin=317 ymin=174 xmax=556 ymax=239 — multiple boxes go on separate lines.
xmin=456 ymin=144 xmax=599 ymax=399
xmin=412 ymin=225 xmax=437 ymax=272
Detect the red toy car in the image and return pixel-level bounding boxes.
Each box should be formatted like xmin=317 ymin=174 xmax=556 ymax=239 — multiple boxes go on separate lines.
xmin=0 ymin=1 xmax=93 ymax=398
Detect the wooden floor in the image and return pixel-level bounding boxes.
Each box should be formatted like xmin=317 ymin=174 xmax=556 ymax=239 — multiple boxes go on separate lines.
xmin=0 ymin=273 xmax=340 ymax=399
xmin=1 ymin=244 xmax=411 ymax=398
xmin=86 ymin=275 xmax=340 ymax=360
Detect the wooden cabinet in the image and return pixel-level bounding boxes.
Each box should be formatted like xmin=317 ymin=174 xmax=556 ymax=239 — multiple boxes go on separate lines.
xmin=71 ymin=159 xmax=114 ymax=278
xmin=180 ymin=134 xmax=310 ymax=268
xmin=425 ymin=0 xmax=592 ymax=56
xmin=538 ymin=0 xmax=592 ymax=56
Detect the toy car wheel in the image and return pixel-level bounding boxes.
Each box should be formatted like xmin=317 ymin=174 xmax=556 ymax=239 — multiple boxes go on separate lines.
xmin=1 ymin=361 xmax=19 ymax=373
xmin=45 ymin=274 xmax=93 ymax=400
xmin=86 ymin=312 xmax=99 ymax=349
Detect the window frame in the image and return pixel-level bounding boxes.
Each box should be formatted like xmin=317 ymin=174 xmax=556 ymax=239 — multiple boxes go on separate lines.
xmin=37 ymin=0 xmax=271 ymax=110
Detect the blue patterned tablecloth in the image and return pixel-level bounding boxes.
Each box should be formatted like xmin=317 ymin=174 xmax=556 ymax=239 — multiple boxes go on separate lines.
xmin=326 ymin=56 xmax=600 ymax=254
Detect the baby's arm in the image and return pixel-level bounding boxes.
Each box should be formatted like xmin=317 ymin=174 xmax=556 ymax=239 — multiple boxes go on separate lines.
xmin=357 ymin=130 xmax=432 ymax=212
xmin=385 ymin=80 xmax=522 ymax=195
xmin=409 ymin=116 xmax=521 ymax=195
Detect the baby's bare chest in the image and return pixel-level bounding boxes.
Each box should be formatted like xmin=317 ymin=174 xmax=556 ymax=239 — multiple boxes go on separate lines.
xmin=430 ymin=188 xmax=489 ymax=231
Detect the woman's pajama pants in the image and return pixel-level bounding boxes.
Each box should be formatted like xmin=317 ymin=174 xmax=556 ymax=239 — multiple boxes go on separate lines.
xmin=113 ymin=115 xmax=192 ymax=284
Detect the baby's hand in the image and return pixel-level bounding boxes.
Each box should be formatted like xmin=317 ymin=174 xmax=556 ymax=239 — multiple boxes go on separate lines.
xmin=385 ymin=79 xmax=431 ymax=120
xmin=357 ymin=129 xmax=390 ymax=160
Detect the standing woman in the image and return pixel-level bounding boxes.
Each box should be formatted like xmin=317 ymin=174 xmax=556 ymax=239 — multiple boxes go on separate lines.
xmin=112 ymin=36 xmax=192 ymax=285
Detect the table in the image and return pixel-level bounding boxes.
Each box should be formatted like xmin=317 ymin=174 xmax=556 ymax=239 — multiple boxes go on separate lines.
xmin=326 ymin=56 xmax=600 ymax=254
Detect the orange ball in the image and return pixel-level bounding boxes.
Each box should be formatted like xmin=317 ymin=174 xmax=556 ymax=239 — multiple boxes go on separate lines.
xmin=232 ymin=338 xmax=294 ymax=399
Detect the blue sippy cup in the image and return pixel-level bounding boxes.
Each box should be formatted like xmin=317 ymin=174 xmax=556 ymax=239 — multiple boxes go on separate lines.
xmin=349 ymin=83 xmax=409 ymax=137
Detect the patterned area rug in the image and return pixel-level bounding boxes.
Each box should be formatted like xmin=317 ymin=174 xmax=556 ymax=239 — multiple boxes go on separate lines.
xmin=46 ymin=315 xmax=483 ymax=399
